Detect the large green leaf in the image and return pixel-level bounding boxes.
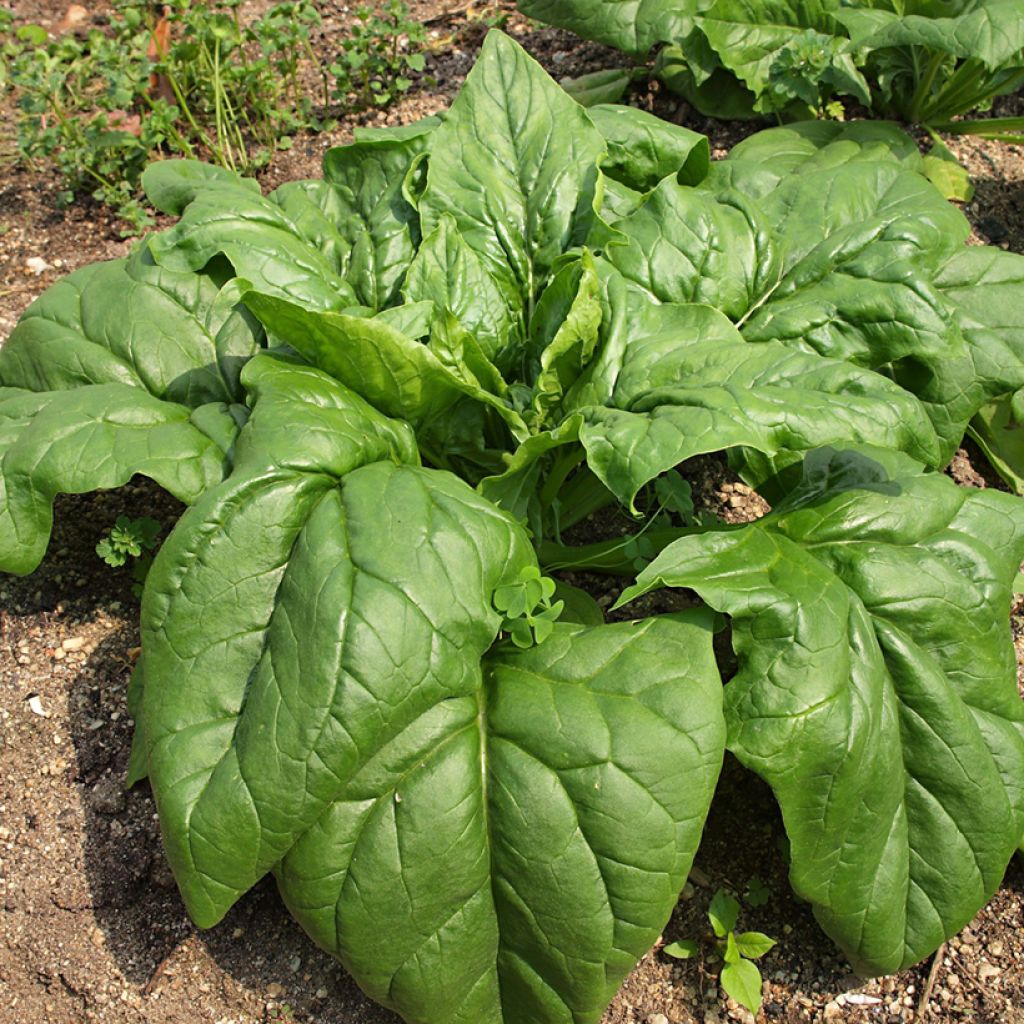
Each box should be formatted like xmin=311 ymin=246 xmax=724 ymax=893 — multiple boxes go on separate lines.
xmin=609 ymin=148 xmax=983 ymax=461
xmin=588 ymin=103 xmax=710 ymax=191
xmin=308 ymin=119 xmax=434 ymax=310
xmin=620 ymin=447 xmax=1024 ymax=973
xmin=690 ymin=0 xmax=868 ymax=114
xmin=137 ymin=351 xmax=725 ymax=1020
xmin=278 ymin=613 xmax=724 ymax=1024
xmin=935 ymin=247 xmax=1024 ymax=491
xmin=0 ymin=247 xmax=260 ymax=407
xmin=0 ymin=384 xmax=232 ymax=575
xmin=516 ymin=0 xmax=699 ymax=56
xmin=144 ymin=164 xmax=359 ymax=310
xmin=836 ymin=2 xmax=1024 ymax=70
xmin=402 ymin=213 xmax=516 ymax=365
xmin=567 ymin=268 xmax=940 ymax=506
xmin=419 ymin=31 xmax=607 ymax=308
xmin=242 ymin=292 xmax=527 ymax=441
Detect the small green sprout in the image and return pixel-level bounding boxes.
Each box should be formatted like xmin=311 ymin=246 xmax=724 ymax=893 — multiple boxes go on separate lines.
xmin=664 ymin=887 xmax=776 ymax=1015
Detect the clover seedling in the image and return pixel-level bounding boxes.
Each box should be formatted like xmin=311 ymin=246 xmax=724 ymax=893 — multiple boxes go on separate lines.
xmin=664 ymin=888 xmax=776 ymax=1015
xmin=493 ymin=565 xmax=564 ymax=648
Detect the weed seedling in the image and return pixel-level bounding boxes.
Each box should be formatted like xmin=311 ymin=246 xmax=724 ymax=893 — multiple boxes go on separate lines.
xmin=665 ymin=888 xmax=776 ymax=1015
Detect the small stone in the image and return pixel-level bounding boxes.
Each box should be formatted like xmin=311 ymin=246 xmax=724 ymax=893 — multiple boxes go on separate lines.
xmin=947 ymin=973 xmax=960 ymax=988
xmin=823 ymin=1001 xmax=842 ymax=1019
xmin=266 ymin=982 xmax=285 ymax=999
xmin=53 ymin=649 xmax=65 ymax=661
xmin=288 ymin=955 xmax=301 ymax=973
xmin=315 ymin=987 xmax=328 ymax=1000
xmin=648 ymin=1015 xmax=669 ymax=1024
xmin=25 ymin=256 xmax=52 ymax=276
xmin=28 ymin=696 xmax=48 ymax=718
xmin=62 ymin=636 xmax=86 ymax=652
xmin=978 ymin=963 xmax=1000 ymax=982
xmin=89 ymin=778 xmax=126 ymax=815
xmin=89 ymin=926 xmax=104 ymax=948
xmin=231 ymin=927 xmax=244 ymax=939
xmin=988 ymin=941 xmax=1004 ymax=957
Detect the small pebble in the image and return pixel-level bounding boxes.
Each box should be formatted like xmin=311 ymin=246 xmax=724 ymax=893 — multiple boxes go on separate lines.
xmin=648 ymin=1015 xmax=669 ymax=1024
xmin=823 ymin=1001 xmax=842 ymax=1019
xmin=266 ymin=982 xmax=285 ymax=998
xmin=62 ymin=636 xmax=86 ymax=651
xmin=978 ymin=963 xmax=1000 ymax=982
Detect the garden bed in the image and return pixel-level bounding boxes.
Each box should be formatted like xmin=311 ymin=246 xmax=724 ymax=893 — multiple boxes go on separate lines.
xmin=1 ymin=3 xmax=1023 ymax=1024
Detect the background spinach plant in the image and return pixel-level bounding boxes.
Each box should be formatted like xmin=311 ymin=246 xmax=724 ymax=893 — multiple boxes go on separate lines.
xmin=1 ymin=29 xmax=1023 ymax=1024
xmin=518 ymin=0 xmax=1024 ymax=195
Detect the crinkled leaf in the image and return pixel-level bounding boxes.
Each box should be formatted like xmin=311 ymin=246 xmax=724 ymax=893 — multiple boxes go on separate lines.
xmin=143 ymin=158 xmax=260 ymax=216
xmin=403 ymin=213 xmax=516 ymax=365
xmin=570 ymin=285 xmax=939 ymax=507
xmin=692 ymin=0 xmax=868 ymax=115
xmin=589 ymin=103 xmax=710 ymax=191
xmin=419 ymin=31 xmax=607 ymax=308
xmin=528 ymin=252 xmax=603 ymax=429
xmin=317 ymin=121 xmax=434 ymax=309
xmin=610 ymin=161 xmax=972 ymax=433
xmin=935 ymin=247 xmax=1024 ymax=491
xmin=620 ymin=446 xmax=1024 ymax=973
xmin=0 ymin=247 xmax=260 ymax=408
xmin=516 ymin=0 xmax=696 ymax=57
xmin=0 ymin=384 xmax=231 ymax=575
xmin=242 ymin=292 xmax=525 ymax=440
xmin=836 ymin=3 xmax=1024 ymax=71
xmin=276 ymin=614 xmax=725 ymax=1023
xmin=144 ymin=165 xmax=358 ymax=310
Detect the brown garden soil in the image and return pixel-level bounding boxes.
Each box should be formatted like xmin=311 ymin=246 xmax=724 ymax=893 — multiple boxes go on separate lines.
xmin=1 ymin=3 xmax=1024 ymax=1023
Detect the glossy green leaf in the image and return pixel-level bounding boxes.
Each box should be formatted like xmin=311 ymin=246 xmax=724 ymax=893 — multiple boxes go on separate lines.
xmin=734 ymin=932 xmax=775 ymax=959
xmin=708 ymin=889 xmax=740 ymax=938
xmin=0 ymin=384 xmax=231 ymax=575
xmin=0 ymin=248 xmax=260 ymax=408
xmin=571 ymin=279 xmax=939 ymax=507
xmin=516 ymin=0 xmax=697 ymax=57
xmin=277 ymin=614 xmax=725 ymax=1023
xmin=419 ymin=31 xmax=607 ymax=306
xmin=589 ymin=103 xmax=710 ymax=191
xmin=620 ymin=447 xmax=1024 ymax=973
xmin=836 ymin=3 xmax=1024 ymax=71
xmin=402 ymin=213 xmax=515 ymax=364
xmin=663 ymin=939 xmax=699 ymax=960
xmin=145 ymin=166 xmax=358 ymax=309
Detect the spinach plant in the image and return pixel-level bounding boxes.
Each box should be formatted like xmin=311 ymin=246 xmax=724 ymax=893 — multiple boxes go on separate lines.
xmin=518 ymin=1 xmax=1024 ymax=171
xmin=2 ymin=30 xmax=1024 ymax=1024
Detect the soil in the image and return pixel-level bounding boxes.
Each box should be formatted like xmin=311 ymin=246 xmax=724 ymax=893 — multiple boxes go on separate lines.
xmin=2 ymin=3 xmax=1024 ymax=1024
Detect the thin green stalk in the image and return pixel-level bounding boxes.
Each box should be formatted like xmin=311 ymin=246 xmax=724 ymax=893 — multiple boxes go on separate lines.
xmin=539 ymin=449 xmax=585 ymax=512
xmin=211 ymin=40 xmax=236 ymax=170
xmin=539 ymin=525 xmax=717 ymax=576
xmin=553 ymin=468 xmax=617 ymax=533
xmin=919 ymin=59 xmax=987 ymax=122
xmin=908 ymin=51 xmax=944 ymax=124
xmin=930 ymin=116 xmax=1024 ymax=139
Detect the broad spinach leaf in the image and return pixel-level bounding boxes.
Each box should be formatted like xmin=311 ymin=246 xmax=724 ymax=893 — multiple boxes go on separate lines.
xmin=620 ymin=447 xmax=1024 ymax=973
